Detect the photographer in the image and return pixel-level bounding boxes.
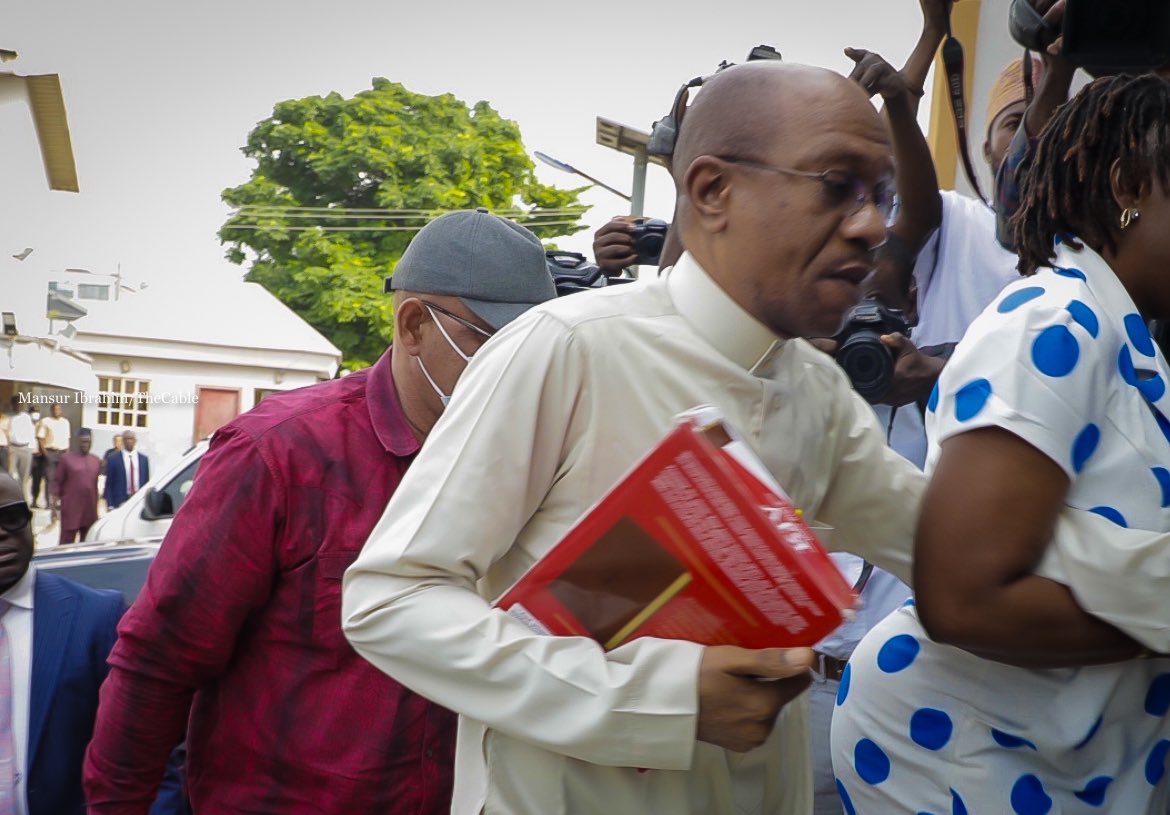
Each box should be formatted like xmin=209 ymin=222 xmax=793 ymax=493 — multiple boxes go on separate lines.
xmin=994 ymin=0 xmax=1077 ymax=247
xmin=591 ymin=216 xmax=671 ymax=274
xmin=994 ymin=0 xmax=1170 ymax=248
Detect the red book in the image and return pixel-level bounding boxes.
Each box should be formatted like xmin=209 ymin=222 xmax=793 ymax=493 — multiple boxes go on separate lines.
xmin=496 ymin=407 xmax=857 ymax=650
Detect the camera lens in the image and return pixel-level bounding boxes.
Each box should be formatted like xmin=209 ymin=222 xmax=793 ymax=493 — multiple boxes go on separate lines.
xmin=837 ymin=331 xmax=896 ymax=403
xmin=637 ymin=233 xmax=665 ymax=258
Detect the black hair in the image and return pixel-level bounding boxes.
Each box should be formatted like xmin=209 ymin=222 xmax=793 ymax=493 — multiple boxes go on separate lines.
xmin=1012 ymin=73 xmax=1170 ymax=275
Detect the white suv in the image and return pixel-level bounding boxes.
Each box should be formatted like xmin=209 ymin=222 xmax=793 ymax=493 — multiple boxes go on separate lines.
xmin=85 ymin=438 xmax=210 ymax=542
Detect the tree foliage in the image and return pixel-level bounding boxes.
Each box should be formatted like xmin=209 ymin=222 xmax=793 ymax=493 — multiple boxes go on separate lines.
xmin=220 ymin=78 xmax=588 ymax=369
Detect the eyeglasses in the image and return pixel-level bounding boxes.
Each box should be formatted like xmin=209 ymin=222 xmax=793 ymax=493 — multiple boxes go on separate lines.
xmin=420 ymin=301 xmax=494 ymax=340
xmin=0 ymin=501 xmax=32 ymax=534
xmin=716 ymin=155 xmax=896 ymax=227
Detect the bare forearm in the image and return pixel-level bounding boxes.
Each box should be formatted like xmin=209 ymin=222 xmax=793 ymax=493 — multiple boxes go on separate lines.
xmin=899 ymin=28 xmax=944 ymax=116
xmin=886 ymin=91 xmax=941 ymax=253
xmin=1023 ymin=60 xmax=1076 ymax=139
xmin=921 ymin=575 xmax=1144 ymax=668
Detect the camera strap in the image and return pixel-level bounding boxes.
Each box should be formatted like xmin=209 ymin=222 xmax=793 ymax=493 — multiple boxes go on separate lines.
xmin=1022 ymin=49 xmax=1036 ymax=104
xmin=941 ymin=2 xmax=990 ymax=205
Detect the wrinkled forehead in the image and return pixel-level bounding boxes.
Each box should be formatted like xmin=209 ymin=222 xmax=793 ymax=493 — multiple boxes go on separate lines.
xmin=782 ymin=129 xmax=895 ymax=180
xmin=766 ymin=91 xmax=893 ymax=176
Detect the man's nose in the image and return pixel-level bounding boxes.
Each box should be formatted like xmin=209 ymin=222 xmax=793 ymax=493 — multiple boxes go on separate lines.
xmin=842 ymin=200 xmax=888 ymax=251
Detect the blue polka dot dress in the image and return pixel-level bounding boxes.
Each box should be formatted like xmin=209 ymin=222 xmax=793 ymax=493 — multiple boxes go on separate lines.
xmin=831 ymin=245 xmax=1170 ymax=813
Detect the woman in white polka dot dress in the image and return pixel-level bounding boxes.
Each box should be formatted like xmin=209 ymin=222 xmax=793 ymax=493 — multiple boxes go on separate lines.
xmin=832 ymin=74 xmax=1170 ymax=814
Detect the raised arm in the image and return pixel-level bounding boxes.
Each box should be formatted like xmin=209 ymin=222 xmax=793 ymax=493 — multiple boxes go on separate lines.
xmin=901 ymin=0 xmax=949 ymax=113
xmin=994 ymin=0 xmax=1077 ymax=246
xmin=846 ymin=47 xmax=942 ymax=309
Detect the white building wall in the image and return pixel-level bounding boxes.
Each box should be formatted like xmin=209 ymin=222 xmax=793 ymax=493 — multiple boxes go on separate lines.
xmin=83 ymin=353 xmax=322 ymax=472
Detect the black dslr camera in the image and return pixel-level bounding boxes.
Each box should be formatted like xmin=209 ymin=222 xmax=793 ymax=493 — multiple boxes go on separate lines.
xmin=1009 ymin=0 xmax=1170 ymax=72
xmin=631 ymin=218 xmax=669 ymax=266
xmin=546 ymin=251 xmax=634 ymax=297
xmin=833 ymin=298 xmax=911 ymax=404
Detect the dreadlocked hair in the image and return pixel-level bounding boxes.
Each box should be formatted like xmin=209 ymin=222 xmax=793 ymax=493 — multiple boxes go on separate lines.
xmin=1012 ymin=73 xmax=1170 ymax=276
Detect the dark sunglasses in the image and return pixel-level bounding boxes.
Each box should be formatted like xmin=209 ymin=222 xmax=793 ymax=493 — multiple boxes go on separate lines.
xmin=0 ymin=501 xmax=32 ymax=534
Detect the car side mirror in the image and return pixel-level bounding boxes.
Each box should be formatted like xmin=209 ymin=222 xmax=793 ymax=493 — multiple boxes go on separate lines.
xmin=141 ymin=487 xmax=174 ymax=520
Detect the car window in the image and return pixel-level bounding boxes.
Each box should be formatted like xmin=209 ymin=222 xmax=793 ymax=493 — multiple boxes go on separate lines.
xmin=159 ymin=456 xmax=202 ymax=517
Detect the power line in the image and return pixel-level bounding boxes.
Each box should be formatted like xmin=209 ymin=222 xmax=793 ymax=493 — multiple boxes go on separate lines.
xmin=228 ymin=205 xmax=588 ymax=215
xmin=227 ymin=210 xmax=588 ymax=221
xmin=219 ymin=220 xmax=586 ymax=233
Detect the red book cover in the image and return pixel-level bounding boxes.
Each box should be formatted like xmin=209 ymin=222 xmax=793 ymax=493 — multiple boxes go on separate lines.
xmin=495 ymin=408 xmax=857 ymax=650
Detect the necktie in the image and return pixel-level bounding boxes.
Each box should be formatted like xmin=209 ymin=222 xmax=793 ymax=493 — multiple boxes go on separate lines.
xmin=129 ymin=455 xmax=137 ymax=494
xmin=0 ymin=602 xmax=17 ymax=815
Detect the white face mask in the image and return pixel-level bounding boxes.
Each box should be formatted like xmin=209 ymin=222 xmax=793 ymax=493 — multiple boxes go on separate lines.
xmin=416 ymin=304 xmax=488 ymax=408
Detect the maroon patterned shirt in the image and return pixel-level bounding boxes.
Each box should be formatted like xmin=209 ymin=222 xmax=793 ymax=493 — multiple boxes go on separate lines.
xmin=84 ymin=350 xmax=456 ymax=813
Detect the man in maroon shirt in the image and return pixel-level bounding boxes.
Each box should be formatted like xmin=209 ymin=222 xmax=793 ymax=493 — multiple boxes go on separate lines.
xmin=52 ymin=427 xmax=101 ymax=543
xmin=84 ymin=209 xmax=558 ymax=813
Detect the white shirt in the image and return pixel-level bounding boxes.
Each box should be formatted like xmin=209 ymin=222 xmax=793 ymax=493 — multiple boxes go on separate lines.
xmin=7 ymin=415 xmax=34 ymax=448
xmin=817 ymin=404 xmax=919 ymax=660
xmin=121 ymin=450 xmax=142 ymax=493
xmin=343 ymin=253 xmax=925 ymax=815
xmin=928 ymin=243 xmax=1170 ymax=651
xmin=912 ymin=190 xmax=1022 ymax=349
xmin=1 ymin=566 xmax=35 ymax=815
xmin=36 ymin=417 xmax=69 ymax=452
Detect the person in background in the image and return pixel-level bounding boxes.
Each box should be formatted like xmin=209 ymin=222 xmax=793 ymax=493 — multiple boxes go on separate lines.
xmin=6 ymin=402 xmax=35 ymax=504
xmin=35 ymin=403 xmax=69 ymax=518
xmin=84 ymin=209 xmax=558 ymax=814
xmin=103 ymin=430 xmax=148 ymax=510
xmin=0 ymin=403 xmax=10 ymax=475
xmin=879 ymin=51 xmax=1038 ymax=379
xmin=834 ymin=73 xmax=1170 ymax=814
xmin=994 ymin=0 xmax=1083 ymax=245
xmin=101 ymin=434 xmax=124 ymax=476
xmin=52 ymin=428 xmax=101 ymax=544
xmin=592 ymin=216 xmax=641 ymax=275
xmin=0 ymin=471 xmax=183 ymax=815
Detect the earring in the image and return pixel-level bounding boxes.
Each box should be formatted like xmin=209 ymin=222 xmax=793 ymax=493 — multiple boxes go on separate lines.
xmin=1120 ymin=207 xmax=1141 ymax=230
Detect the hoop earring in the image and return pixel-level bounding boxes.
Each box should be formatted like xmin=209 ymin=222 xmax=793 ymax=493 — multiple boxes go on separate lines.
xmin=1120 ymin=207 xmax=1141 ymax=230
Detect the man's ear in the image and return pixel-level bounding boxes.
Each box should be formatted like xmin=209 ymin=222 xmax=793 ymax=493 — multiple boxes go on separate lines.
xmin=682 ymin=156 xmax=731 ymax=233
xmin=982 ymin=139 xmax=993 ymax=170
xmin=394 ymin=297 xmax=428 ymax=356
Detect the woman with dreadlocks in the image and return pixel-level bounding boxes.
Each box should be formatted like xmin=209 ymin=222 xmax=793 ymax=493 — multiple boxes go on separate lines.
xmin=831 ymin=73 xmax=1170 ymax=813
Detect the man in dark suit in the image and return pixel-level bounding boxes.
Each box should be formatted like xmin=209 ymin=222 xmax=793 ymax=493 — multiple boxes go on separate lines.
xmin=103 ymin=430 xmax=149 ymax=510
xmin=0 ymin=472 xmax=182 ymax=814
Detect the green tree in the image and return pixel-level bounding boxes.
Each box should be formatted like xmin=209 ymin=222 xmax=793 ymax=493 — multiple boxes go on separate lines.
xmin=220 ymin=78 xmax=588 ymax=369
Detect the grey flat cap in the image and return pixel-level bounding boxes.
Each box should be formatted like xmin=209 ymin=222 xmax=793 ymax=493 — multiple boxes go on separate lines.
xmin=387 ymin=209 xmax=556 ymax=330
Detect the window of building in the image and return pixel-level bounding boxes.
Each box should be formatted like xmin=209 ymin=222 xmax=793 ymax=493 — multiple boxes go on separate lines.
xmin=97 ymin=376 xmax=150 ymax=428
xmin=77 ymin=284 xmax=111 ymax=301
